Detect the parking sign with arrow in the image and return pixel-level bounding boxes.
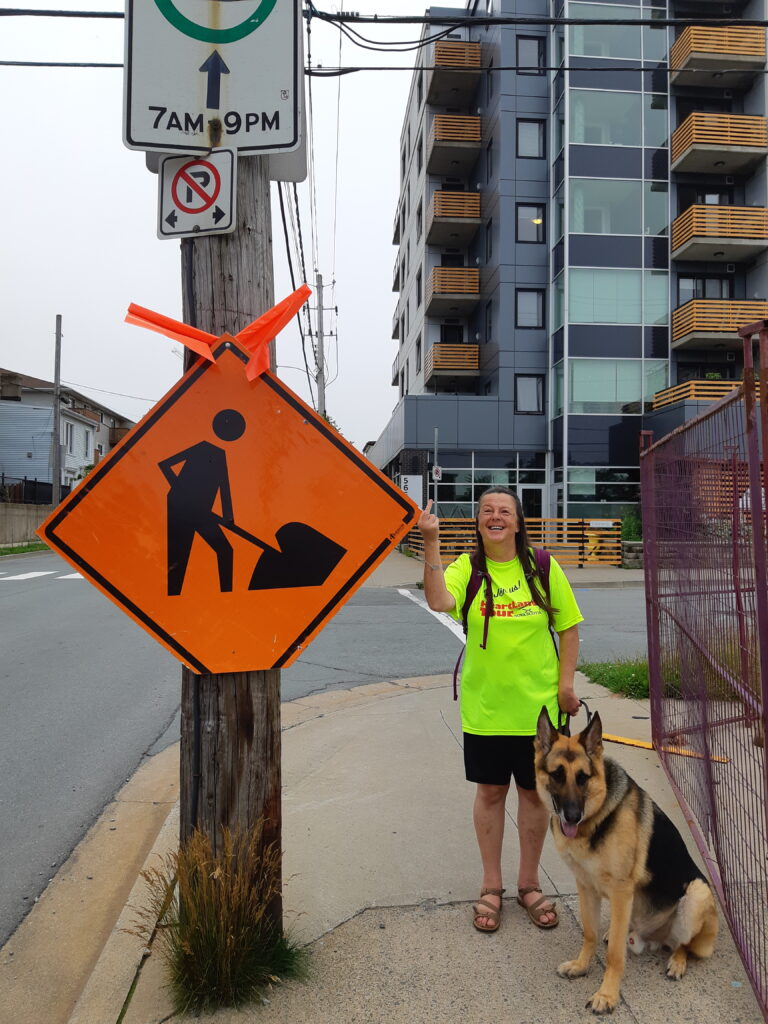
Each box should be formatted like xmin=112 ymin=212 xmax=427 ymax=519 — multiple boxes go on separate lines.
xmin=124 ymin=0 xmax=301 ymax=154
xmin=158 ymin=150 xmax=236 ymax=239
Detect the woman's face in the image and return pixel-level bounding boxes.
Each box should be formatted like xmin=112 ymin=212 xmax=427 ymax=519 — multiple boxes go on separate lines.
xmin=477 ymin=493 xmax=519 ymax=548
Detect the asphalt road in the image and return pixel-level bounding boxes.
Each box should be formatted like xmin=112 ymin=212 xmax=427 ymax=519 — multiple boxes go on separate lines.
xmin=0 ymin=548 xmax=645 ymax=945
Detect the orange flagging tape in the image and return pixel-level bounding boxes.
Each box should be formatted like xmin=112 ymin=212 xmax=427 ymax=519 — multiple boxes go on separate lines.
xmin=602 ymin=733 xmax=728 ymax=763
xmin=125 ymin=304 xmax=217 ymax=362
xmin=125 ymin=286 xmax=312 ymax=380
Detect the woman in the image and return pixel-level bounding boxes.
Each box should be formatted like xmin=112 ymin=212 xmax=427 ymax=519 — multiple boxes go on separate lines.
xmin=418 ymin=486 xmax=582 ymax=932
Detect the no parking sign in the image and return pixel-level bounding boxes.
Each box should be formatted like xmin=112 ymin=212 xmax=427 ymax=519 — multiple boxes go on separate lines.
xmin=158 ymin=150 xmax=236 ymax=239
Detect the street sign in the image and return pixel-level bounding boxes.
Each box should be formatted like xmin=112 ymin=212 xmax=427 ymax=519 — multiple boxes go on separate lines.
xmin=158 ymin=150 xmax=236 ymax=238
xmin=124 ymin=0 xmax=301 ymax=154
xmin=432 ymin=465 xmax=442 ymax=482
xmin=38 ymin=333 xmax=419 ymax=673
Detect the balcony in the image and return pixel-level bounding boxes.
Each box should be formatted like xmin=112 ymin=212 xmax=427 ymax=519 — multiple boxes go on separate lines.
xmin=392 ymin=310 xmax=400 ymax=340
xmin=391 ymin=355 xmax=399 ymax=386
xmin=670 ymin=26 xmax=765 ymax=89
xmin=424 ymin=343 xmax=480 ymax=384
xmin=392 ymin=256 xmax=400 ymax=293
xmin=671 ymin=112 xmax=768 ymax=174
xmin=426 ymin=114 xmax=482 ymax=176
xmin=670 ymin=205 xmax=768 ymax=262
xmin=671 ymin=299 xmax=768 ymax=348
xmin=426 ymin=190 xmax=482 ymax=246
xmin=651 ymin=379 xmax=742 ymax=409
xmin=425 ymin=40 xmax=482 ymax=107
xmin=425 ymin=267 xmax=480 ymax=316
xmin=392 ymin=207 xmax=401 ymax=245
xmin=109 ymin=426 xmax=131 ymax=446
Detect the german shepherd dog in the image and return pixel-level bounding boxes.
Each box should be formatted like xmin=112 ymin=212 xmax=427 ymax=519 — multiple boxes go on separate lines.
xmin=534 ymin=707 xmax=718 ymax=1015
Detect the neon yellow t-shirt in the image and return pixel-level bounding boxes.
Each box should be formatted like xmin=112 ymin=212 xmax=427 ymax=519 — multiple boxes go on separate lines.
xmin=443 ymin=551 xmax=584 ymax=736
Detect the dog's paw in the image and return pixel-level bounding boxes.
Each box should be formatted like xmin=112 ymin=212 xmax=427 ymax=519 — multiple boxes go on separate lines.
xmin=665 ymin=951 xmax=688 ymax=981
xmin=586 ymin=989 xmax=619 ymax=1014
xmin=558 ymin=959 xmax=590 ymax=979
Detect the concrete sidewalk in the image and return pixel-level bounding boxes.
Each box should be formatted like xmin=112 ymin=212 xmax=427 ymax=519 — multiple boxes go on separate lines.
xmin=1 ymin=552 xmax=759 ymax=1024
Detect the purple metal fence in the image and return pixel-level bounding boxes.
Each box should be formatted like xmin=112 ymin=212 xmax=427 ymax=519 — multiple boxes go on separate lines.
xmin=641 ymin=328 xmax=768 ymax=1020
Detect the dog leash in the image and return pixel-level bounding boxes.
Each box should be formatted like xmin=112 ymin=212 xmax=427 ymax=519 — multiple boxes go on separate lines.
xmin=557 ymin=698 xmax=592 ymax=737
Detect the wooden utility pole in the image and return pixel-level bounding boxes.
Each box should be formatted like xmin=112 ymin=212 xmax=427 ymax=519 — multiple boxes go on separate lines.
xmin=178 ymin=155 xmax=282 ymax=927
xmin=51 ymin=314 xmax=62 ymax=507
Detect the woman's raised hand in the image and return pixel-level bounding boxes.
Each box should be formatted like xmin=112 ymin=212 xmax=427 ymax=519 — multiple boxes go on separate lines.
xmin=417 ymin=499 xmax=440 ymax=541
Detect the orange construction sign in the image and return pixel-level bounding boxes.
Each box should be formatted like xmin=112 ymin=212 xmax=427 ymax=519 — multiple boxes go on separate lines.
xmin=38 ymin=323 xmax=419 ymax=674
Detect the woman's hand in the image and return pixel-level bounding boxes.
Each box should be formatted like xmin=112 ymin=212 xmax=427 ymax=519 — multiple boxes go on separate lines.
xmin=417 ymin=498 xmax=440 ymax=542
xmin=558 ymin=684 xmax=580 ymax=716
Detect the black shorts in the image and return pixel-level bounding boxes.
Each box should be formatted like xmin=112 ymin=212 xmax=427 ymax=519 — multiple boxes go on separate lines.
xmin=463 ymin=732 xmax=537 ymax=791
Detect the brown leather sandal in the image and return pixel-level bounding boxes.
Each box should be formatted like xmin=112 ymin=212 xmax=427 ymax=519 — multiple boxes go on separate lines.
xmin=517 ymin=886 xmax=559 ymax=929
xmin=472 ymin=887 xmax=505 ymax=932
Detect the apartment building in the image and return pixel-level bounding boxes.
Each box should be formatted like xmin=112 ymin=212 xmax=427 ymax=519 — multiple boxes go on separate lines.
xmin=367 ymin=0 xmax=768 ymax=520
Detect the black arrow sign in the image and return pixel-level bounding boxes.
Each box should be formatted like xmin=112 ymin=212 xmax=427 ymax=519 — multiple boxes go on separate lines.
xmin=165 ymin=210 xmax=178 ymax=227
xmin=212 ymin=206 xmax=226 ymax=224
xmin=199 ymin=51 xmax=230 ymax=110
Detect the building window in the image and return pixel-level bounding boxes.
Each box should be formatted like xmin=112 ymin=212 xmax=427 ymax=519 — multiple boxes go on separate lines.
xmin=516 ymin=289 xmax=545 ymax=328
xmin=416 ymin=268 xmax=422 ymax=308
xmin=517 ymin=119 xmax=545 ymax=159
xmin=569 ymin=2 xmax=640 ymax=60
xmin=416 ymin=69 xmax=423 ymax=108
xmin=485 ymin=300 xmax=493 ymax=342
xmin=570 ymin=89 xmax=640 ymax=147
xmin=517 ymin=36 xmax=545 ymax=75
xmin=516 ymin=204 xmax=545 ymax=243
xmin=570 ymin=268 xmax=641 ymax=324
xmin=569 ymin=178 xmax=642 ymax=235
xmin=678 ymin=276 xmax=733 ymax=305
xmin=84 ymin=430 xmax=92 ymax=459
xmin=441 ymin=322 xmax=464 ymax=344
xmin=416 ymin=138 xmax=423 ymax=173
xmin=515 ymin=375 xmax=544 ymax=414
xmin=486 ymin=139 xmax=493 ymax=182
xmin=401 ymin=147 xmax=406 ymax=180
xmin=416 ymin=201 xmax=423 ymax=240
xmin=65 ymin=422 xmax=75 ymax=454
xmin=485 ymin=218 xmax=493 ymax=262
xmin=416 ymin=336 xmax=422 ymax=373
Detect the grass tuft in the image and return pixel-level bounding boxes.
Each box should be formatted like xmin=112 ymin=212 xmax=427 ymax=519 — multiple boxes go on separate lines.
xmin=579 ymin=658 xmax=649 ymax=699
xmin=133 ymin=823 xmax=308 ymax=1014
xmin=0 ymin=541 xmax=48 ymax=556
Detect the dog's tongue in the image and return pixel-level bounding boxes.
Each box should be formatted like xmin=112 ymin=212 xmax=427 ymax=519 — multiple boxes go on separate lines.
xmin=561 ymin=820 xmax=579 ymax=839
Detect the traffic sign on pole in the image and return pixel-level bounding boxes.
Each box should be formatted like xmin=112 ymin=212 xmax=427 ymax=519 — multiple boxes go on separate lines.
xmin=158 ymin=150 xmax=237 ymax=238
xmin=124 ymin=0 xmax=301 ymax=154
xmin=38 ymin=324 xmax=419 ymax=674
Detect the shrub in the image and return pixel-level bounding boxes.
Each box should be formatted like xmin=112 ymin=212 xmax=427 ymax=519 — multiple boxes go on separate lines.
xmin=621 ymin=510 xmax=642 ymax=541
xmin=133 ymin=823 xmax=307 ymax=1014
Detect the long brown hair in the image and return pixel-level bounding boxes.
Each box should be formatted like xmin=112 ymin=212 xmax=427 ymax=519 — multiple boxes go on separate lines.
xmin=471 ymin=486 xmax=557 ymax=626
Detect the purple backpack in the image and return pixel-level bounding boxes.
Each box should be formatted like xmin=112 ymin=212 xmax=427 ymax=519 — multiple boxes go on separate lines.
xmin=452 ymin=548 xmax=553 ymax=700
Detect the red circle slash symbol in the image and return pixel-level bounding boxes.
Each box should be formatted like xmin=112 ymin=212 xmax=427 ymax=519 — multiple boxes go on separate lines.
xmin=171 ymin=160 xmax=221 ymax=215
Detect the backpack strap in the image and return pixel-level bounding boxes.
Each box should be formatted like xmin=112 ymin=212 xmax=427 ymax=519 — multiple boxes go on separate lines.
xmin=529 ymin=547 xmax=558 ymax=657
xmin=453 ymin=559 xmax=493 ymax=700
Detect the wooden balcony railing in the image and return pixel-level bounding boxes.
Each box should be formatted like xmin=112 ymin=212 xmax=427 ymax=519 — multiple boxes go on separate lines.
xmin=427 ymin=267 xmax=480 ymax=299
xmin=430 ymin=114 xmax=482 ymax=144
xmin=431 ymin=191 xmax=481 ymax=219
xmin=671 ymin=205 xmax=768 ymax=252
xmin=672 ymin=299 xmax=768 ymax=342
xmin=670 ymin=25 xmax=766 ymax=70
xmin=433 ymin=40 xmax=482 ymax=69
xmin=671 ymin=112 xmax=768 ymax=164
xmin=651 ymin=379 xmax=742 ymax=408
xmin=425 ymin=343 xmax=479 ymax=377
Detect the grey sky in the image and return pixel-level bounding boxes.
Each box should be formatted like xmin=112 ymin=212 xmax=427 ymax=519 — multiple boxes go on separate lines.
xmin=0 ymin=0 xmax=464 ymax=448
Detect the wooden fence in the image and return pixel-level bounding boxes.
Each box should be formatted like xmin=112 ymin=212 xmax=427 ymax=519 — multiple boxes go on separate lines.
xmin=403 ymin=518 xmax=623 ymax=567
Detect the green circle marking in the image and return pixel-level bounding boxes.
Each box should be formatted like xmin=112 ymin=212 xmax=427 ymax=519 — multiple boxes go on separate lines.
xmin=154 ymin=0 xmax=278 ymax=43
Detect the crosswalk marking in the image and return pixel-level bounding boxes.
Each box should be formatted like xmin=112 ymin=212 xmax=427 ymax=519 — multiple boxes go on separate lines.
xmin=0 ymin=571 xmax=59 ymax=581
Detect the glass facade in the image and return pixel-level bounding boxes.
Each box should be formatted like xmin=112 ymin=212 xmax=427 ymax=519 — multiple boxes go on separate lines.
xmin=551 ymin=0 xmax=669 ymax=515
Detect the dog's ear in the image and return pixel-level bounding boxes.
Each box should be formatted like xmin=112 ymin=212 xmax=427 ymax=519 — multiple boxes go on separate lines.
xmin=578 ymin=711 xmax=603 ymax=756
xmin=535 ymin=705 xmax=558 ymax=756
